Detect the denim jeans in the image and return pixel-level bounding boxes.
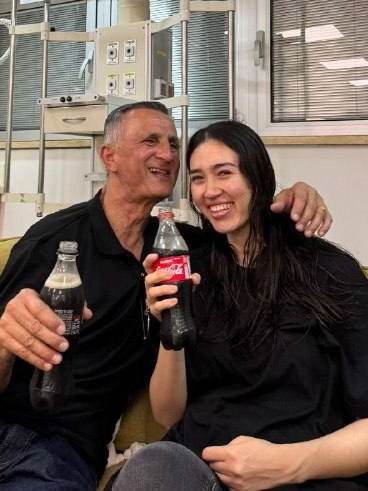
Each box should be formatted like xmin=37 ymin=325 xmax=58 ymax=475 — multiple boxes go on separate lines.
xmin=0 ymin=421 xmax=97 ymax=490
xmin=112 ymin=441 xmax=225 ymax=491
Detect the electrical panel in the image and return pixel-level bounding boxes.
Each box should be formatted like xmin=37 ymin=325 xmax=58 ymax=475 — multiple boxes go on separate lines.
xmin=95 ymin=22 xmax=148 ymax=101
xmin=95 ymin=22 xmax=171 ymax=102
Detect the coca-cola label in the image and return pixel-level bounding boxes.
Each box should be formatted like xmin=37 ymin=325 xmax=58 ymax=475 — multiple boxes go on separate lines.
xmin=153 ymin=255 xmax=191 ymax=282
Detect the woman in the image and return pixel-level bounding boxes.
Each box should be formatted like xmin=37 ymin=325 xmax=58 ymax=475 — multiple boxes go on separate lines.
xmin=112 ymin=121 xmax=368 ymax=491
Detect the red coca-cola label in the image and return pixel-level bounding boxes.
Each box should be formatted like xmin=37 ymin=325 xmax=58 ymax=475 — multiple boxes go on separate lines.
xmin=153 ymin=255 xmax=191 ymax=282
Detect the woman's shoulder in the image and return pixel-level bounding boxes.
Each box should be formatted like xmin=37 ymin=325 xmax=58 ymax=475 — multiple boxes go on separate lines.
xmin=316 ymin=243 xmax=366 ymax=284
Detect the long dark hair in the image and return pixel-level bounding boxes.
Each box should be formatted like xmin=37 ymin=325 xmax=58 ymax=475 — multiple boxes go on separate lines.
xmin=187 ymin=121 xmax=355 ymax=348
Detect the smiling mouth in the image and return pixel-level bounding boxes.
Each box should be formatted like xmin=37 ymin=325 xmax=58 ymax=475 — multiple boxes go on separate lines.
xmin=209 ymin=203 xmax=232 ymax=213
xmin=149 ymin=167 xmax=170 ymax=177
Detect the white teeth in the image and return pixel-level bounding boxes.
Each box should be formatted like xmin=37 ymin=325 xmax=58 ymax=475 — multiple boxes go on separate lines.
xmin=210 ymin=203 xmax=231 ymax=212
xmin=149 ymin=167 xmax=169 ymax=175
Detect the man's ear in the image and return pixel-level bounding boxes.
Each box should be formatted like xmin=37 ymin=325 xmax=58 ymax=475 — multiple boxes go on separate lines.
xmin=100 ymin=144 xmax=118 ymax=172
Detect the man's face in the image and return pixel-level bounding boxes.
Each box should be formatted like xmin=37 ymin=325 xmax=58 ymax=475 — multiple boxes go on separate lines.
xmin=107 ymin=108 xmax=180 ymax=204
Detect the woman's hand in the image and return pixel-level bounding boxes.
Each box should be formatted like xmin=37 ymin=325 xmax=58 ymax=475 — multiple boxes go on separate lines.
xmin=203 ymin=418 xmax=368 ymax=490
xmin=143 ymin=253 xmax=200 ymax=321
xmin=202 ymin=436 xmax=300 ymax=491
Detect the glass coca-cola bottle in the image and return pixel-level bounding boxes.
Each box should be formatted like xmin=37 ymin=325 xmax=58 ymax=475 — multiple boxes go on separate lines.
xmin=30 ymin=241 xmax=85 ymax=412
xmin=152 ymin=209 xmax=196 ymax=350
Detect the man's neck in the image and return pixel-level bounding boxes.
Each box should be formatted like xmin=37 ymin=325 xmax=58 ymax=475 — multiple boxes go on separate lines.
xmin=100 ymin=187 xmax=154 ymax=260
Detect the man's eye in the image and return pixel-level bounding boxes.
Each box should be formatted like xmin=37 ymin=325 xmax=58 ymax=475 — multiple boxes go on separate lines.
xmin=170 ymin=142 xmax=179 ymax=150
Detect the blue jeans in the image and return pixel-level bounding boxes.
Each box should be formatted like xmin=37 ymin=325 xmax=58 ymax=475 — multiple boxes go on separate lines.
xmin=0 ymin=421 xmax=97 ymax=490
xmin=112 ymin=441 xmax=225 ymax=491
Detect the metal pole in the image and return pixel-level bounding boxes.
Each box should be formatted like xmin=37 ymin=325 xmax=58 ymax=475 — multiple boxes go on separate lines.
xmin=228 ymin=9 xmax=235 ymax=119
xmin=37 ymin=0 xmax=50 ymax=216
xmin=180 ymin=0 xmax=189 ymax=200
xmin=4 ymin=0 xmax=18 ymax=193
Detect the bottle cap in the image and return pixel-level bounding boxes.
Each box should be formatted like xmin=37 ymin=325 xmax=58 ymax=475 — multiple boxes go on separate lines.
xmin=158 ymin=207 xmax=174 ymax=220
xmin=58 ymin=241 xmax=78 ymax=254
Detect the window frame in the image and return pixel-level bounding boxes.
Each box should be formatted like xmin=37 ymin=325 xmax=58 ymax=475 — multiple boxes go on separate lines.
xmin=236 ymin=0 xmax=368 ymax=136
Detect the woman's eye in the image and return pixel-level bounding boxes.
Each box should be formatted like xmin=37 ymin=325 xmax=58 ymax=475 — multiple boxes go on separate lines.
xmin=190 ymin=175 xmax=202 ymax=183
xmin=218 ymin=170 xmax=231 ymax=177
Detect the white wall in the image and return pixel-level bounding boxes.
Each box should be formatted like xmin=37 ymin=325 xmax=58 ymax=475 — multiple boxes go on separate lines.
xmin=269 ymin=144 xmax=368 ymax=265
xmin=0 ymin=147 xmax=92 ymax=237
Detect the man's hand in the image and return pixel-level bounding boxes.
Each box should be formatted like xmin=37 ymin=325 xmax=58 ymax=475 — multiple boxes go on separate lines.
xmin=271 ymin=181 xmax=332 ymax=237
xmin=0 ymin=288 xmax=92 ymax=371
xmin=202 ymin=436 xmax=300 ymax=491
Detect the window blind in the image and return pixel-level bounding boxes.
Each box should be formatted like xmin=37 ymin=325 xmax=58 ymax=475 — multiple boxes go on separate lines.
xmin=0 ymin=1 xmax=87 ymax=131
xmin=271 ymin=0 xmax=368 ymax=122
xmin=150 ymin=0 xmax=229 ymax=121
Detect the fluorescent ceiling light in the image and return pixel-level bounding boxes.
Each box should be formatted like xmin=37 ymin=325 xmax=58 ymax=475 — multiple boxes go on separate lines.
xmin=276 ymin=24 xmax=343 ymax=43
xmin=321 ymin=58 xmax=368 ymax=69
xmin=349 ymin=79 xmax=368 ymax=87
xmin=277 ymin=28 xmax=301 ymax=38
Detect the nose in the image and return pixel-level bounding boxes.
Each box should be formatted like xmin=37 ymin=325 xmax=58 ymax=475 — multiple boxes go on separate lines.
xmin=156 ymin=140 xmax=174 ymax=161
xmin=203 ymin=177 xmax=222 ymax=199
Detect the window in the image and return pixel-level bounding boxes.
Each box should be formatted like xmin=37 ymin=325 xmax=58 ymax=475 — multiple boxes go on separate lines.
xmin=150 ymin=0 xmax=229 ymax=122
xmin=272 ymin=0 xmax=368 ymax=123
xmin=239 ymin=0 xmax=368 ymax=135
xmin=0 ymin=1 xmax=87 ymax=131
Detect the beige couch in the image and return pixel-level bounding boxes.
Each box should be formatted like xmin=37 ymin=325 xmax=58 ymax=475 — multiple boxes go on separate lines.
xmin=0 ymin=237 xmax=165 ymax=490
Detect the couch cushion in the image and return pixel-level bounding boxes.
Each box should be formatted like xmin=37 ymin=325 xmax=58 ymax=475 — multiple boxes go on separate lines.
xmin=114 ymin=388 xmax=165 ymax=451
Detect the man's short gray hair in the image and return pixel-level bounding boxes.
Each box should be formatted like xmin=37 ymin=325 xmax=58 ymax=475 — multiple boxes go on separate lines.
xmin=103 ymin=101 xmax=169 ymax=145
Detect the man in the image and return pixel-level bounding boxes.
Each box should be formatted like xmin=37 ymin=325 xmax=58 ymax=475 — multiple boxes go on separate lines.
xmin=0 ymin=101 xmax=331 ymax=490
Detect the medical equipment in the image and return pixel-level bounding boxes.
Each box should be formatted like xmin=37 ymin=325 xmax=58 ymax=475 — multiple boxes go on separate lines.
xmin=2 ymin=0 xmax=236 ymax=218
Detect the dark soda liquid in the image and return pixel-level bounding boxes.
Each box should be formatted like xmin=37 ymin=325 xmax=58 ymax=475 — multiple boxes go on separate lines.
xmin=160 ymin=279 xmax=196 ymax=351
xmin=30 ymin=274 xmax=84 ymax=412
xmin=152 ymin=248 xmax=196 ymax=351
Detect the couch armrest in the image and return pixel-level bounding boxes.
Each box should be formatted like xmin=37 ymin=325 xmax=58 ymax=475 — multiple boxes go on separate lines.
xmin=0 ymin=237 xmax=20 ymax=274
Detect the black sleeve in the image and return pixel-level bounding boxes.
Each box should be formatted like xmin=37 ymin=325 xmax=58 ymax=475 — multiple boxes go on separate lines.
xmin=328 ymin=255 xmax=368 ymax=417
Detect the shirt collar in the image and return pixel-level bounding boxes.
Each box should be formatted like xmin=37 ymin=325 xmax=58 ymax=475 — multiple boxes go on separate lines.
xmin=88 ymin=190 xmax=158 ymax=258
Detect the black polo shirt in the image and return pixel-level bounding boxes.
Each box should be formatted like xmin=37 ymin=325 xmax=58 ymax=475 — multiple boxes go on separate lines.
xmin=0 ymin=191 xmax=204 ymax=477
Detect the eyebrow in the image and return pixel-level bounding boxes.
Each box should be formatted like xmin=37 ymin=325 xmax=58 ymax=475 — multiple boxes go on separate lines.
xmin=141 ymin=133 xmax=180 ymax=146
xmin=189 ymin=162 xmax=238 ymax=174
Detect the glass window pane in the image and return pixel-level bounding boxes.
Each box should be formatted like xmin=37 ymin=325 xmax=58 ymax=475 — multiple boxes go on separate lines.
xmin=271 ymin=0 xmax=368 ymax=122
xmin=150 ymin=0 xmax=229 ymax=121
xmin=0 ymin=1 xmax=87 ymax=131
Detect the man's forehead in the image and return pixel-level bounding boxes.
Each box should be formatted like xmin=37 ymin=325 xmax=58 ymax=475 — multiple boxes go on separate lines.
xmin=117 ymin=109 xmax=177 ymax=141
xmin=123 ymin=108 xmax=175 ymax=129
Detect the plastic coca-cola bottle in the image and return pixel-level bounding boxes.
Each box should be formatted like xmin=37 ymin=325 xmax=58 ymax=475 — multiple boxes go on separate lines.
xmin=29 ymin=241 xmax=85 ymax=412
xmin=152 ymin=209 xmax=196 ymax=350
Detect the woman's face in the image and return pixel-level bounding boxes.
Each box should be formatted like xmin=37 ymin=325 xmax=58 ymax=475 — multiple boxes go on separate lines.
xmin=189 ymin=139 xmax=253 ymax=246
